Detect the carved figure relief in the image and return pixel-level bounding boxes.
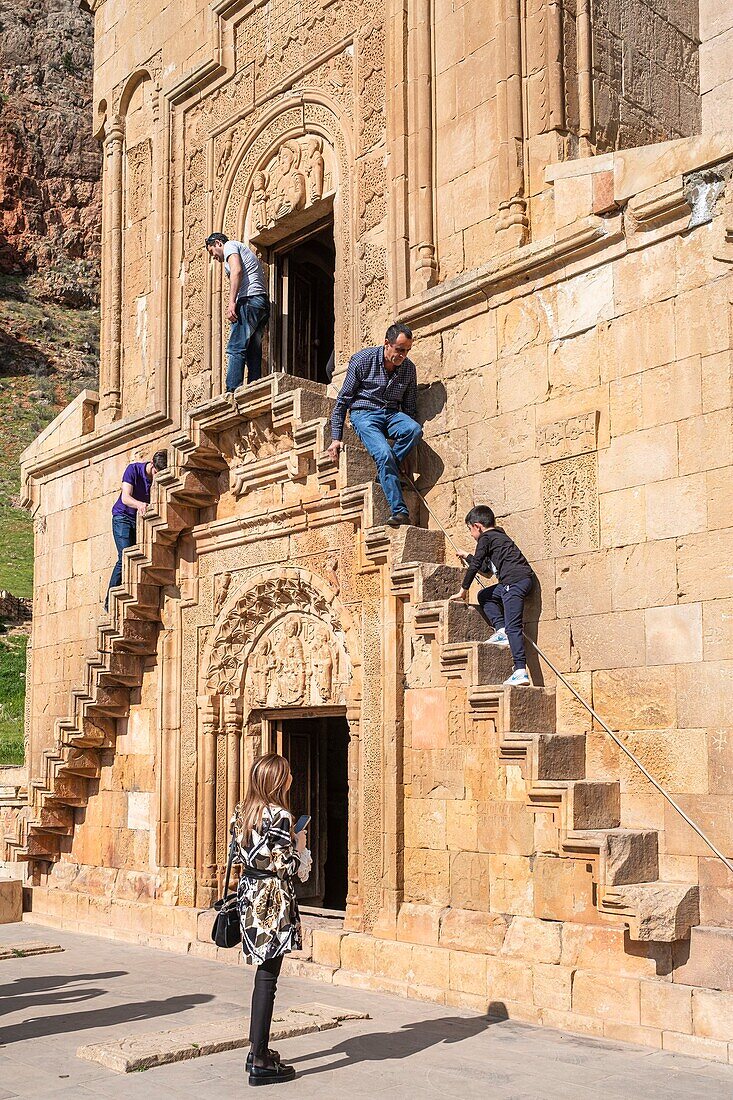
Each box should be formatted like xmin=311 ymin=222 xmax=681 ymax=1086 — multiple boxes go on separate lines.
xmin=232 ymin=417 xmax=293 ymax=468
xmin=213 ymin=572 xmax=232 ymax=618
xmin=248 ymin=639 xmax=275 ymax=706
xmin=205 ymin=572 xmax=350 ymax=700
xmin=242 ymin=615 xmax=344 ymax=708
xmin=275 ymin=618 xmax=307 ymax=705
xmin=250 ymin=137 xmax=326 ymax=233
xmin=311 ymin=627 xmax=334 ymax=702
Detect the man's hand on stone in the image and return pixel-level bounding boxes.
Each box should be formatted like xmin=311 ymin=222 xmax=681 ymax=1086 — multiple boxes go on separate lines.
xmin=137 ymin=502 xmax=148 ymax=517
xmin=327 ymin=440 xmax=343 ymax=463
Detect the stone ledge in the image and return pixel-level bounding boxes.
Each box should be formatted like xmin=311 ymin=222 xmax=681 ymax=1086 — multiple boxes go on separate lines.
xmin=0 ymin=940 xmax=63 ymax=960
xmin=76 ymin=1002 xmax=369 ymax=1073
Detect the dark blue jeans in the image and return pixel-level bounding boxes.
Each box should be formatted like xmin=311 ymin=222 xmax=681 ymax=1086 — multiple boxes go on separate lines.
xmin=105 ymin=514 xmax=137 ymax=610
xmin=477 ymin=576 xmax=534 ymax=669
xmin=349 ymin=408 xmax=422 ymax=516
xmin=226 ymin=295 xmax=270 ymax=391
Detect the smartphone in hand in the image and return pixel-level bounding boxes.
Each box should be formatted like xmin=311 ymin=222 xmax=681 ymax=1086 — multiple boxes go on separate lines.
xmin=294 ymin=814 xmax=311 ymax=833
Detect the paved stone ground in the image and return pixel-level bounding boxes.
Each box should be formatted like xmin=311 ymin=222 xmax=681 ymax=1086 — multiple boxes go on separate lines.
xmin=0 ymin=923 xmax=732 ymax=1099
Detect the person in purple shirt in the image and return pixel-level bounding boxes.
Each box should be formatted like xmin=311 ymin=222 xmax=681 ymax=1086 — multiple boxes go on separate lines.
xmin=105 ymin=450 xmax=168 ymax=611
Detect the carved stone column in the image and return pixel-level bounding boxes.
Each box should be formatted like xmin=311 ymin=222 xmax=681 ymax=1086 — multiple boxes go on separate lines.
xmin=102 ymin=116 xmax=124 ymax=418
xmin=496 ymin=0 xmax=529 ymax=247
xmin=407 ymin=0 xmax=439 ymax=291
xmin=344 ymin=703 xmax=363 ymax=931
xmin=577 ymin=0 xmax=593 ymax=151
xmin=197 ymin=694 xmax=219 ymax=894
xmin=222 ymin=695 xmax=242 ymax=830
xmin=373 ymin=594 xmax=404 ymax=938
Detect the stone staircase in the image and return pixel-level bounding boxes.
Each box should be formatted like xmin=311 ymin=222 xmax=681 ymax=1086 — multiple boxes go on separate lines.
xmin=386 ymin=533 xmax=700 ymax=943
xmin=4 ymin=375 xmax=699 ymax=945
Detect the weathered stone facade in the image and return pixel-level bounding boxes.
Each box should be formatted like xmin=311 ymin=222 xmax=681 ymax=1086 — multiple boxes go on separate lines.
xmin=4 ymin=0 xmax=733 ymax=1061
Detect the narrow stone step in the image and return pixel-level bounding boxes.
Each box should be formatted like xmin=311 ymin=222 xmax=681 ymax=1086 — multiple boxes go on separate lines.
xmin=533 ymin=732 xmax=586 ymax=782
xmin=602 ymin=881 xmax=699 ymax=942
xmin=77 ymin=1002 xmax=370 ymax=1073
xmin=567 ymin=780 xmax=620 ymax=830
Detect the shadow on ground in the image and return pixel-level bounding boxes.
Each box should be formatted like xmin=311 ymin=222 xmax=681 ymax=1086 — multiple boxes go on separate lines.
xmin=290 ymin=1010 xmax=500 ymax=1078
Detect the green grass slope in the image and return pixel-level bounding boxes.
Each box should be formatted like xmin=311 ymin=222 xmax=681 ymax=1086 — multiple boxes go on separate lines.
xmin=0 ymin=631 xmax=28 ymax=766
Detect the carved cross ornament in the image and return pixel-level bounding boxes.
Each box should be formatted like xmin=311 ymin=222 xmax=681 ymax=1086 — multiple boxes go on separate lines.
xmin=249 ymin=136 xmax=327 ymax=234
xmin=204 ymin=572 xmax=349 ymax=702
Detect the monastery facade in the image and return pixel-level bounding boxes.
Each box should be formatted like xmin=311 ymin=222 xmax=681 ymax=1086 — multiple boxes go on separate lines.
xmin=3 ymin=0 xmax=733 ymax=1057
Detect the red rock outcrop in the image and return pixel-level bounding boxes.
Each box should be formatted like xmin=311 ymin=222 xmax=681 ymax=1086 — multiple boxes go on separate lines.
xmin=0 ymin=0 xmax=101 ymax=304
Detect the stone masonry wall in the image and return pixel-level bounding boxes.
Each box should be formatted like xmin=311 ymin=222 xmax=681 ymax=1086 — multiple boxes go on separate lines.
xmin=700 ymin=0 xmax=733 ymax=131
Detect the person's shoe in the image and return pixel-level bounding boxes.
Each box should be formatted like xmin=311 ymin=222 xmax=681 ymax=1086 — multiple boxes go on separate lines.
xmin=503 ymin=668 xmax=530 ymax=687
xmin=249 ymin=1059 xmax=296 ymax=1086
xmin=488 ymin=628 xmax=510 ymax=647
xmin=386 ymin=512 xmax=410 ymax=527
xmin=246 ymin=1049 xmax=280 ymax=1071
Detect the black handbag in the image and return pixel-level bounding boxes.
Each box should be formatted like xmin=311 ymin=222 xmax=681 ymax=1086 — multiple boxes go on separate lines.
xmin=211 ymin=824 xmax=241 ymax=949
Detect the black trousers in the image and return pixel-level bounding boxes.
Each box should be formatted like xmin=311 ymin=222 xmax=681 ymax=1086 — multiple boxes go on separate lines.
xmin=249 ymin=954 xmax=283 ymax=1057
xmin=477 ymin=576 xmax=534 ymax=669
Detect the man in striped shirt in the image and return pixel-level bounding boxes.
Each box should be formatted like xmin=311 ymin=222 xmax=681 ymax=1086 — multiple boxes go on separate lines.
xmin=327 ymin=323 xmax=422 ymax=525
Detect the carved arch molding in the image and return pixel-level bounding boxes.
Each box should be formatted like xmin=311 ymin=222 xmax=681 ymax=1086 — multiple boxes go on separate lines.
xmin=207 ymin=100 xmax=356 ymax=387
xmin=202 ymin=567 xmax=357 ymax=707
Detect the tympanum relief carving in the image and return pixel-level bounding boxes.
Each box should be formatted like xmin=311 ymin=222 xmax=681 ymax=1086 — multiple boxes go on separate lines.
xmin=245 ymin=615 xmax=344 ymax=709
xmin=248 ymin=137 xmax=330 ymax=235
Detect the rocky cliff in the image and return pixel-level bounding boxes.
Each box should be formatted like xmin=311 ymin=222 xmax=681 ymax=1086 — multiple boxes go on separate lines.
xmin=0 ymin=0 xmax=101 ymax=598
xmin=0 ymin=0 xmax=101 ymax=303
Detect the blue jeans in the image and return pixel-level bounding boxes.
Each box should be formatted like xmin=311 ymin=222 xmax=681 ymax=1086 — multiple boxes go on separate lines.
xmin=477 ymin=576 xmax=534 ymax=670
xmin=105 ymin=514 xmax=137 ymax=610
xmin=226 ymin=295 xmax=270 ymax=391
xmin=349 ymin=409 xmax=422 ymax=516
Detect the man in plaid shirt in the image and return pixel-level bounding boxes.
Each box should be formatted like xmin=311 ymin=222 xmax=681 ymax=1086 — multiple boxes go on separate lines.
xmin=327 ymin=323 xmax=422 ymax=525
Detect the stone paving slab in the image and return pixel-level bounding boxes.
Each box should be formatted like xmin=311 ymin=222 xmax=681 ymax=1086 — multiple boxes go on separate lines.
xmin=1 ymin=922 xmax=733 ymax=1098
xmin=77 ymin=1002 xmax=369 ymax=1072
xmin=0 ymin=940 xmax=62 ymax=960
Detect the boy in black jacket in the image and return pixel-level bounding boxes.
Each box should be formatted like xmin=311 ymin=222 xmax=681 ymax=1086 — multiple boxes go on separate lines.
xmin=453 ymin=505 xmax=535 ymax=686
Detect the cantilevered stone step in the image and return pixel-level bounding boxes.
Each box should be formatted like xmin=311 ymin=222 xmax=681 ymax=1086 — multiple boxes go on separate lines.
xmin=445 ymin=600 xmax=494 ymax=643
xmin=602 ymin=881 xmax=699 ymax=942
xmin=532 ymin=732 xmax=586 ymax=782
xmin=474 ymin=641 xmax=515 ymax=684
xmin=566 ymin=780 xmax=620 ymax=830
xmin=564 ymin=828 xmax=659 ymax=884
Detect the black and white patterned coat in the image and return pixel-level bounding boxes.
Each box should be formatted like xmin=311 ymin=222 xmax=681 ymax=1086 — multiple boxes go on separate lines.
xmin=233 ymin=803 xmax=310 ymax=965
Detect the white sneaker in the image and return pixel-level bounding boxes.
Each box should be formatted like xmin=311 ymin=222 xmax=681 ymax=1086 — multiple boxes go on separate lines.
xmin=488 ymin=629 xmax=510 ymax=647
xmin=504 ymin=668 xmax=530 ymax=687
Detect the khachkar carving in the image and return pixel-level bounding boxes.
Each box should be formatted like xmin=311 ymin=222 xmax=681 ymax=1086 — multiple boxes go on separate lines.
xmin=245 ymin=616 xmax=343 ymax=708
xmin=205 ymin=571 xmax=351 ymax=701
xmin=251 ymin=138 xmax=326 ymax=232
xmin=540 ymin=413 xmax=600 ymax=555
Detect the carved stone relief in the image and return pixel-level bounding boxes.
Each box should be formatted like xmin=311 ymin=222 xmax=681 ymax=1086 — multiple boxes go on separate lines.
xmin=249 ymin=137 xmax=327 ymax=233
xmin=537 ymin=411 xmax=598 ymax=464
xmin=542 ymin=452 xmax=600 ymax=556
xmin=205 ymin=571 xmax=350 ymax=697
xmin=232 ymin=418 xmax=293 ymax=465
xmin=244 ymin=614 xmax=344 ymax=708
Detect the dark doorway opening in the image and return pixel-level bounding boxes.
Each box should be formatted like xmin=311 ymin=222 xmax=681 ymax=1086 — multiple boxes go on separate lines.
xmin=275 ymin=714 xmax=349 ymax=912
xmin=271 ymin=221 xmax=335 ymax=384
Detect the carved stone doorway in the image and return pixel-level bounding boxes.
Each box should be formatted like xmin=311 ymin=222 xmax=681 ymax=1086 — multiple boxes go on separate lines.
xmin=272 ymin=714 xmax=349 ymax=913
xmin=270 ymin=219 xmax=335 ymax=383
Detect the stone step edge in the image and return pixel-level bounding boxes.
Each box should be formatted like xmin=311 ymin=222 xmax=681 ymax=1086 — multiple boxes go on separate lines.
xmin=0 ymin=941 xmax=63 ymax=960
xmin=76 ymin=1001 xmax=369 ymax=1073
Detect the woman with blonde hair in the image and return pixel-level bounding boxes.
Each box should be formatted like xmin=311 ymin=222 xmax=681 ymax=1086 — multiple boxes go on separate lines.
xmin=234 ymin=752 xmax=311 ymax=1086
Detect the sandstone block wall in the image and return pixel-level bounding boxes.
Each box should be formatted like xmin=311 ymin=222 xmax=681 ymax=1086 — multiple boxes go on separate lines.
xmin=700 ymin=0 xmax=733 ymax=132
